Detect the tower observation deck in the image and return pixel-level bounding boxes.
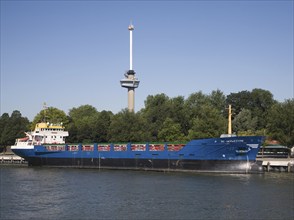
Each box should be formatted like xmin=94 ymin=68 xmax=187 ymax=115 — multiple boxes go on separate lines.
xmin=120 ymin=23 xmax=140 ymax=112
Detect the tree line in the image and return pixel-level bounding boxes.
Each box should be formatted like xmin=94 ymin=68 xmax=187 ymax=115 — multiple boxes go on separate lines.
xmin=1 ymin=89 xmax=293 ymax=149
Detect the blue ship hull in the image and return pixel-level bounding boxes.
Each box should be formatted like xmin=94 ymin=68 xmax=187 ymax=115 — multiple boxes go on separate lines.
xmin=12 ymin=136 xmax=264 ymax=173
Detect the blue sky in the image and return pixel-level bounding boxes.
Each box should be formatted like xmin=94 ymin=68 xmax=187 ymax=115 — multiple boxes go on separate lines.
xmin=1 ymin=0 xmax=293 ymax=120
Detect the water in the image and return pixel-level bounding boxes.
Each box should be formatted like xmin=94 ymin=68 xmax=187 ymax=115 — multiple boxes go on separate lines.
xmin=0 ymin=166 xmax=293 ymax=220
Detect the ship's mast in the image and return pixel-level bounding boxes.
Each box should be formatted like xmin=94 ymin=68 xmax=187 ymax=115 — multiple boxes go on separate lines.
xmin=120 ymin=22 xmax=140 ymax=112
xmin=42 ymin=102 xmax=48 ymax=122
xmin=228 ymin=104 xmax=232 ymax=135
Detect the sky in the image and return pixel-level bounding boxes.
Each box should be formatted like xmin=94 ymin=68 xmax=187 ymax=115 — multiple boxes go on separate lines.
xmin=1 ymin=0 xmax=293 ymax=121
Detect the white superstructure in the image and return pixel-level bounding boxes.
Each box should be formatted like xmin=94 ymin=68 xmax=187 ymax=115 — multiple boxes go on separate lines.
xmin=11 ymin=122 xmax=69 ymax=149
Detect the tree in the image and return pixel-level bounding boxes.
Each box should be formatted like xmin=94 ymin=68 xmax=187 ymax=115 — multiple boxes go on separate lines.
xmin=187 ymin=104 xmax=226 ymax=139
xmin=250 ymin=88 xmax=275 ymax=129
xmin=185 ymin=91 xmax=210 ymax=112
xmin=0 ymin=113 xmax=9 ymax=138
xmin=108 ymin=109 xmax=151 ymax=142
xmin=141 ymin=94 xmax=170 ymax=141
xmin=167 ymin=96 xmax=190 ymax=136
xmin=226 ymin=89 xmax=275 ymax=130
xmin=0 ymin=113 xmax=11 ymax=150
xmin=184 ymin=91 xmax=210 ymax=130
xmin=67 ymin=105 xmax=99 ymax=143
xmin=209 ymin=89 xmax=226 ymax=112
xmin=31 ymin=107 xmax=68 ymax=129
xmin=226 ymin=90 xmax=251 ymax=117
xmin=158 ymin=118 xmax=185 ymax=142
xmin=93 ymin=110 xmax=113 ymax=143
xmin=267 ymin=99 xmax=294 ymax=147
xmin=0 ymin=111 xmax=30 ymax=148
xmin=233 ymin=108 xmax=258 ymax=135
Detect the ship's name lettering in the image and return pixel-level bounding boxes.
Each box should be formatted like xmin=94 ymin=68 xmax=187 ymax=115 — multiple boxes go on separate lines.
xmin=226 ymin=140 xmax=244 ymax=143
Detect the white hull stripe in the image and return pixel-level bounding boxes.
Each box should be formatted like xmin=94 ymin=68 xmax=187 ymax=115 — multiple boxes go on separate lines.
xmin=11 ymin=146 xmax=34 ymax=150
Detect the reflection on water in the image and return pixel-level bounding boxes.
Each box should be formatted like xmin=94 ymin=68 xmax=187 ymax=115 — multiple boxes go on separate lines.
xmin=1 ymin=167 xmax=293 ymax=220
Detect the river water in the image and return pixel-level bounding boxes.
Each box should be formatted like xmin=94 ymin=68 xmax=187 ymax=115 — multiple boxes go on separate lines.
xmin=0 ymin=166 xmax=293 ymax=220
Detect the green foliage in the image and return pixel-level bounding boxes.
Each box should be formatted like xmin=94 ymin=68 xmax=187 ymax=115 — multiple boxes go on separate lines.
xmin=158 ymin=118 xmax=185 ymax=142
xmin=184 ymin=91 xmax=227 ymax=139
xmin=31 ymin=107 xmax=68 ymax=129
xmin=233 ymin=108 xmax=258 ymax=134
xmin=226 ymin=90 xmax=251 ymax=115
xmin=0 ymin=113 xmax=9 ymax=140
xmin=187 ymin=104 xmax=226 ymax=139
xmin=1 ymin=89 xmax=292 ymax=147
xmin=67 ymin=105 xmax=102 ymax=143
xmin=167 ymin=96 xmax=189 ymax=133
xmin=209 ymin=89 xmax=226 ymax=112
xmin=0 ymin=111 xmax=30 ymax=147
xmin=94 ymin=111 xmax=113 ymax=142
xmin=142 ymin=94 xmax=171 ymax=140
xmin=226 ymin=89 xmax=275 ymax=130
xmin=266 ymin=99 xmax=294 ymax=147
xmin=108 ymin=109 xmax=151 ymax=142
xmin=250 ymin=88 xmax=276 ymax=128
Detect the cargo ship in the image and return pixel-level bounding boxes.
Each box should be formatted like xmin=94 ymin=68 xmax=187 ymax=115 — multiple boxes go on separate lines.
xmin=11 ymin=112 xmax=264 ymax=173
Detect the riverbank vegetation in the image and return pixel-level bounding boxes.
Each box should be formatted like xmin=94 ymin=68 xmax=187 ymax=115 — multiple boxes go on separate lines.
xmin=1 ymin=89 xmax=293 ymax=148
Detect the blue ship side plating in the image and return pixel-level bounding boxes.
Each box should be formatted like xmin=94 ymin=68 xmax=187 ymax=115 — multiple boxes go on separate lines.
xmin=14 ymin=136 xmax=263 ymax=162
